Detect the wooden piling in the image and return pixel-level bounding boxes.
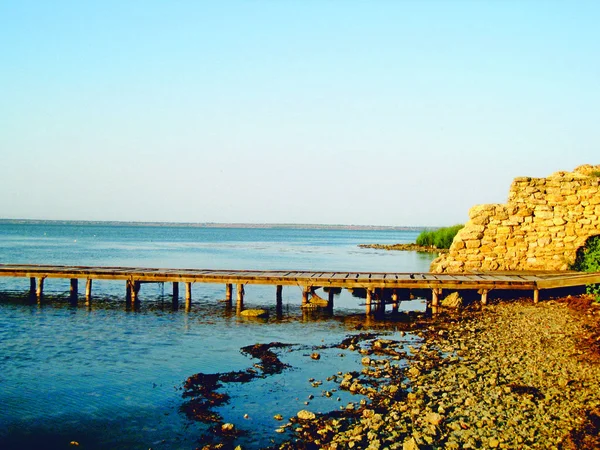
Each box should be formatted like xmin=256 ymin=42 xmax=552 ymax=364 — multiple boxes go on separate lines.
xmin=30 ymin=277 xmax=36 ymax=296
xmin=365 ymin=289 xmax=373 ymax=315
xmin=70 ymin=278 xmax=78 ymax=301
xmin=327 ymin=289 xmax=334 ymax=311
xmin=36 ymin=277 xmax=45 ymax=299
xmin=366 ymin=289 xmax=373 ymax=306
xmin=533 ymin=288 xmax=539 ymax=304
xmin=236 ymin=284 xmax=245 ymax=309
xmin=302 ymin=286 xmax=310 ymax=305
xmin=480 ymin=289 xmax=488 ymax=305
xmin=226 ymin=283 xmax=233 ymax=302
xmin=85 ymin=279 xmax=93 ymax=302
xmin=131 ymin=280 xmax=140 ymax=303
xmin=276 ymin=285 xmax=283 ymax=314
xmin=172 ymin=282 xmax=179 ymax=301
xmin=432 ymin=288 xmax=441 ymax=307
xmin=184 ymin=282 xmax=192 ymax=310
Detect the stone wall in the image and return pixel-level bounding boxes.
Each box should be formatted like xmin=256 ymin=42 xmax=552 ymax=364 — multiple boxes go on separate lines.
xmin=431 ymin=164 xmax=600 ymax=273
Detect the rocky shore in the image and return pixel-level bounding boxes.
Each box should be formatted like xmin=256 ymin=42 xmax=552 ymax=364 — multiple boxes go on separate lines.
xmin=358 ymin=243 xmax=447 ymax=254
xmin=269 ymin=296 xmax=600 ymax=450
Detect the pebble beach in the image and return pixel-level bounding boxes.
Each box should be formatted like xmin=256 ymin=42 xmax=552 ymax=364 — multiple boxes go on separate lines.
xmin=269 ymin=296 xmax=600 ymax=450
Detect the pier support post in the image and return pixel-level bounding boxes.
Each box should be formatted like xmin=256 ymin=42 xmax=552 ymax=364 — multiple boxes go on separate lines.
xmin=185 ymin=282 xmax=192 ymax=311
xmin=432 ymin=288 xmax=441 ymax=307
xmin=70 ymin=278 xmax=78 ymax=302
xmin=85 ymin=279 xmax=93 ymax=303
xmin=366 ymin=288 xmax=373 ymax=305
xmin=131 ymin=280 xmax=141 ymax=303
xmin=226 ymin=284 xmax=233 ymax=303
xmin=30 ymin=277 xmax=36 ymax=297
xmin=376 ymin=289 xmax=385 ymax=315
xmin=480 ymin=289 xmax=489 ymax=305
xmin=276 ymin=285 xmax=283 ymax=315
xmin=327 ymin=289 xmax=335 ymax=311
xmin=36 ymin=277 xmax=45 ymax=299
xmin=533 ymin=289 xmax=539 ymax=304
xmin=126 ymin=281 xmax=132 ymax=302
xmin=366 ymin=289 xmax=373 ymax=315
xmin=185 ymin=282 xmax=192 ymax=304
xmin=236 ymin=284 xmax=245 ymax=310
xmin=302 ymin=286 xmax=310 ymax=305
xmin=391 ymin=289 xmax=399 ymax=313
xmin=172 ymin=282 xmax=179 ymax=309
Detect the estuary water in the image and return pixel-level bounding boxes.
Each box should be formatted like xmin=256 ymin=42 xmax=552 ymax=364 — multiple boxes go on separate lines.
xmin=0 ymin=222 xmax=436 ymax=449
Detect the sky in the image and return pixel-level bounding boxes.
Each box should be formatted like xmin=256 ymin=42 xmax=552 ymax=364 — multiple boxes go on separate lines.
xmin=1 ymin=0 xmax=598 ymax=227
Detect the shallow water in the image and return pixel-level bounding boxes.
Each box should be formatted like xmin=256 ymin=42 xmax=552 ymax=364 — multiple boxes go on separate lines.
xmin=0 ymin=223 xmax=435 ymax=449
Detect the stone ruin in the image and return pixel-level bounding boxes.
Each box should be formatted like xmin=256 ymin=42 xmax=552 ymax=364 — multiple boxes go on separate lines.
xmin=431 ymin=164 xmax=600 ymax=273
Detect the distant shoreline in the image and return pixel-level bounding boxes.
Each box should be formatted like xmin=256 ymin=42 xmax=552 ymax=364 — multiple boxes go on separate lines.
xmin=0 ymin=218 xmax=428 ymax=232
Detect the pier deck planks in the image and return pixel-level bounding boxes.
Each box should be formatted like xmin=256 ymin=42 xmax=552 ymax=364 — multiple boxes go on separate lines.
xmin=1 ymin=264 xmax=599 ymax=294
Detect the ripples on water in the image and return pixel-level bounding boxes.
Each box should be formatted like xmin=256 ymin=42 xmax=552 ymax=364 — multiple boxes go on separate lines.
xmin=0 ymin=224 xmax=435 ymax=449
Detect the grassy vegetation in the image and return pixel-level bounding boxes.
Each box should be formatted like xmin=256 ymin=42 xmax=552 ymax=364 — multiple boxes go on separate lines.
xmin=590 ymin=170 xmax=600 ymax=178
xmin=416 ymin=224 xmax=464 ymax=250
xmin=571 ymin=235 xmax=600 ymax=301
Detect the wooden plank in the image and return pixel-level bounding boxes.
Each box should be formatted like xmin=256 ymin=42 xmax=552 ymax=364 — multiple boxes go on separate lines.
xmin=330 ymin=273 xmax=350 ymax=280
xmin=368 ymin=274 xmax=387 ymax=281
xmin=317 ymin=272 xmax=336 ymax=279
xmin=537 ymin=273 xmax=600 ymax=289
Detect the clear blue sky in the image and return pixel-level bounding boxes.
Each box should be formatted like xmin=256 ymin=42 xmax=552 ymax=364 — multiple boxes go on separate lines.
xmin=1 ymin=1 xmax=598 ymax=226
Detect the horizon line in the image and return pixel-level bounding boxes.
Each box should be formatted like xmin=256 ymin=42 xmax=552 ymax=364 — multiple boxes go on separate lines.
xmin=0 ymin=218 xmax=437 ymax=230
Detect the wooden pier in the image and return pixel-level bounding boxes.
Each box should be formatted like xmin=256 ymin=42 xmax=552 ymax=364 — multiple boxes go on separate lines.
xmin=1 ymin=264 xmax=599 ymax=313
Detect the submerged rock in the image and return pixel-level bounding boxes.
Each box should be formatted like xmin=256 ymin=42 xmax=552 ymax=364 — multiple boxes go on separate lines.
xmin=240 ymin=309 xmax=269 ymax=318
xmin=297 ymin=410 xmax=316 ymax=420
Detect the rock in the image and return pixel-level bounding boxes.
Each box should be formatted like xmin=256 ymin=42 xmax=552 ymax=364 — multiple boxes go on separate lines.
xmin=403 ymin=437 xmax=420 ymax=450
xmin=311 ymin=352 xmax=321 ymax=360
xmin=297 ymin=410 xmax=316 ymax=420
xmin=361 ymin=357 xmax=371 ymax=365
xmin=441 ymin=292 xmax=463 ymax=309
xmin=274 ymin=414 xmax=283 ymax=420
xmin=221 ymin=423 xmax=235 ymax=432
xmin=239 ymin=309 xmax=269 ymax=318
xmin=489 ymin=438 xmax=500 ymax=448
xmin=425 ymin=412 xmax=443 ymax=426
xmin=408 ymin=366 xmax=421 ymax=378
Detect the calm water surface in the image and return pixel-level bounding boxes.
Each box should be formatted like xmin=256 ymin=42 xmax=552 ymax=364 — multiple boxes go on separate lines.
xmin=0 ymin=223 xmax=436 ymax=449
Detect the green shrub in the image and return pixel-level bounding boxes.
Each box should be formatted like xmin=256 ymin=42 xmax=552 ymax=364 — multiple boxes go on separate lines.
xmin=570 ymin=235 xmax=600 ymax=301
xmin=416 ymin=224 xmax=464 ymax=250
xmin=591 ymin=170 xmax=600 ymax=178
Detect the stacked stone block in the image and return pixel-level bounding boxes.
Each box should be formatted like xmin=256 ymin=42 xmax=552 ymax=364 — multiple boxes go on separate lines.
xmin=431 ymin=164 xmax=600 ymax=273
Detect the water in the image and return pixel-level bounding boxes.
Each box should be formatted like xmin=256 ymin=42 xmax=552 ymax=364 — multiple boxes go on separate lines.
xmin=0 ymin=222 xmax=435 ymax=449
